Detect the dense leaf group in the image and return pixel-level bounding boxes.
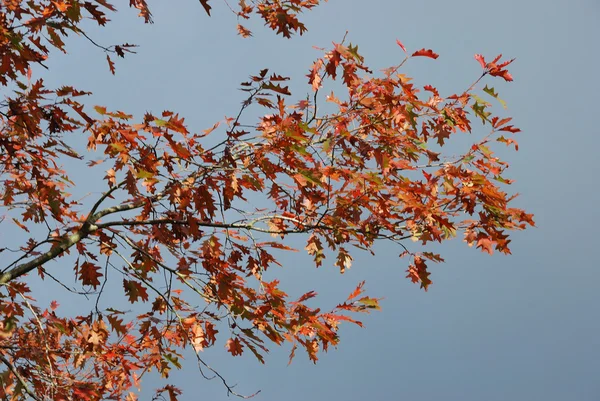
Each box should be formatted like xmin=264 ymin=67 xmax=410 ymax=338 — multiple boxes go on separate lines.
xmin=0 ymin=1 xmax=532 ymax=399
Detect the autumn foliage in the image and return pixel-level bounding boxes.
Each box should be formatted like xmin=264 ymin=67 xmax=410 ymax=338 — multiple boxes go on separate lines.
xmin=0 ymin=0 xmax=533 ymax=399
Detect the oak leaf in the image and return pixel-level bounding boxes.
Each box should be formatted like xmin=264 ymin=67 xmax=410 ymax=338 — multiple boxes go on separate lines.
xmin=411 ymin=48 xmax=439 ymax=59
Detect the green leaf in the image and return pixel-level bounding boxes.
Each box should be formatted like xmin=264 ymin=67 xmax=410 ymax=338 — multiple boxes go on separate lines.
xmin=164 ymin=353 xmax=182 ymax=369
xmin=441 ymin=225 xmax=457 ymax=239
xmin=53 ymin=322 xmax=67 ymax=334
xmin=471 ymin=173 xmax=487 ymax=185
xmin=2 ymin=317 xmax=16 ymax=333
xmin=413 ymin=139 xmax=427 ymax=150
xmin=367 ymin=172 xmax=383 ymax=185
xmin=478 ymin=144 xmax=492 ymax=156
xmin=472 ymin=101 xmax=491 ymax=124
xmin=136 ymin=169 xmax=154 ymax=179
xmin=471 ymin=94 xmax=490 ymax=106
xmin=494 ymin=175 xmax=512 ymax=184
xmin=8 ymin=33 xmax=23 ymax=50
xmin=483 ymin=85 xmax=507 ymax=108
xmin=442 ymin=109 xmax=456 ymax=127
xmin=291 ymin=144 xmax=310 ymax=156
xmin=357 ymin=297 xmax=381 ymax=310
xmin=405 ymin=104 xmax=418 ymax=127
xmin=110 ymin=143 xmax=126 ymax=152
xmin=298 ymin=122 xmax=318 ymax=135
xmin=48 ymin=196 xmax=61 ymax=216
xmin=66 ymin=1 xmax=82 ymax=21
xmin=299 ymin=170 xmax=321 ymax=186
xmin=154 ymin=119 xmax=168 ymax=127
xmin=462 ymin=154 xmax=475 ymax=163
xmin=58 ymin=175 xmax=75 ymax=186
xmin=347 ymin=43 xmax=364 ymax=63
xmin=285 ymin=129 xmax=309 ymax=143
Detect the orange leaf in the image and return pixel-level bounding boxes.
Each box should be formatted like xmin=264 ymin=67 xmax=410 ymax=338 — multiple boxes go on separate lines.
xmin=237 ymin=24 xmax=252 ymax=38
xmin=477 ymin=237 xmax=494 ymax=254
xmin=346 ymin=281 xmax=365 ymax=302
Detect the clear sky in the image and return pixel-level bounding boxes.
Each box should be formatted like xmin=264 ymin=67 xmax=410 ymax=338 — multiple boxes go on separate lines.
xmin=20 ymin=0 xmax=600 ymax=400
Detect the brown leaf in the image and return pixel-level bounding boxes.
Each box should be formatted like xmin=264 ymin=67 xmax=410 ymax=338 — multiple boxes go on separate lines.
xmin=199 ymin=0 xmax=211 ymax=15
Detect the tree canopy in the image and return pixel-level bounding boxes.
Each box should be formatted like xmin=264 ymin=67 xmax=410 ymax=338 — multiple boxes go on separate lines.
xmin=0 ymin=1 xmax=533 ymax=399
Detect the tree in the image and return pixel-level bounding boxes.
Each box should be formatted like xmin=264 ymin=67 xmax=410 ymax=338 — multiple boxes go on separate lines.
xmin=0 ymin=1 xmax=534 ymax=399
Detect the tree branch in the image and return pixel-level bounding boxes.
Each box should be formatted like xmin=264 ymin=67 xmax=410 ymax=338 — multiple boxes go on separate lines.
xmin=0 ymin=227 xmax=93 ymax=285
xmin=0 ymin=188 xmax=166 ymax=284
xmin=0 ymin=354 xmax=43 ymax=401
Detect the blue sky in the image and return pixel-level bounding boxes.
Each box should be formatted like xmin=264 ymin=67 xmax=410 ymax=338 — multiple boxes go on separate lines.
xmin=16 ymin=0 xmax=600 ymax=400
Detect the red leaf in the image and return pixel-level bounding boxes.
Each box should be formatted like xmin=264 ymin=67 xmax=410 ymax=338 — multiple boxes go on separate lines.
xmin=493 ymin=70 xmax=514 ymax=82
xmin=396 ymin=39 xmax=407 ymax=53
xmin=106 ymin=54 xmax=115 ymax=75
xmin=262 ymin=82 xmax=291 ymax=95
xmin=474 ymin=54 xmax=486 ymax=69
xmin=480 ymin=54 xmax=515 ymax=82
xmin=156 ymin=385 xmax=182 ymax=401
xmin=411 ymin=48 xmax=439 ymax=59
xmin=226 ymin=338 xmax=244 ymax=356
xmin=406 ymin=256 xmax=432 ymax=290
xmin=107 ymin=314 xmax=127 ymax=335
xmin=423 ymin=84 xmax=440 ymax=97
xmin=499 ymin=125 xmax=521 ymax=133
xmin=79 ymin=262 xmax=103 ymax=288
xmin=0 ymin=2 xmax=535 ymax=399
xmin=296 ymin=290 xmax=317 ymax=303
xmin=123 ymin=279 xmax=149 ymax=303
xmin=497 ymin=58 xmax=514 ymax=69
